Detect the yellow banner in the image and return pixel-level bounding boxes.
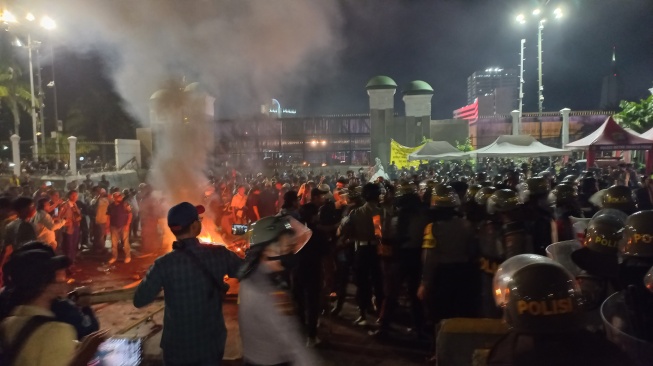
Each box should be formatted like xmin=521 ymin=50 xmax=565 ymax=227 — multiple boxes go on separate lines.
xmin=390 ymin=139 xmax=424 ymax=169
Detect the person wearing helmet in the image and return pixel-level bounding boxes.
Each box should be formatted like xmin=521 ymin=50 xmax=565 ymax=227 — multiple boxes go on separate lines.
xmin=568 ymin=210 xmax=626 ymax=313
xmin=487 ymin=255 xmax=631 ymax=366
xmin=598 ymin=185 xmax=638 ymax=215
xmin=617 ymin=210 xmax=653 ymax=338
xmin=378 ymin=180 xmax=428 ymax=337
xmin=237 ymin=215 xmax=316 ymax=364
xmin=549 ymin=183 xmax=582 ymax=242
xmin=419 ymin=185 xmax=477 ymax=331
xmin=474 ymin=186 xmax=504 ymax=317
xmin=134 ymin=203 xmax=243 ymax=365
xmin=331 ymin=184 xmax=365 ymax=317
xmin=488 ymin=189 xmax=532 ymax=258
xmin=337 ymin=183 xmax=384 ymax=326
xmin=522 ymin=177 xmax=556 ymax=256
xmin=463 ymin=184 xmax=484 ymax=223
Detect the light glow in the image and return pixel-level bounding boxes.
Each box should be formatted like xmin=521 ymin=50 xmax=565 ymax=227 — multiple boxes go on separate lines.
xmin=532 ymin=8 xmax=541 ymax=16
xmin=25 ymin=12 xmax=35 ymax=21
xmin=40 ymin=15 xmax=56 ymax=30
xmin=1 ymin=10 xmax=17 ymax=23
xmin=516 ymin=14 xmax=525 ymax=24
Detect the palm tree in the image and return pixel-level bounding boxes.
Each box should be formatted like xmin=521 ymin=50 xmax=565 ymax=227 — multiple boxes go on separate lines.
xmin=0 ymin=66 xmax=32 ymax=136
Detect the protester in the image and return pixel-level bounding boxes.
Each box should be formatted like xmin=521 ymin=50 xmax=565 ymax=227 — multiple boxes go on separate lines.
xmin=59 ymin=190 xmax=83 ymax=269
xmin=107 ymin=192 xmax=133 ymax=264
xmin=134 ymin=202 xmax=242 ymax=365
xmin=32 ymin=197 xmax=66 ymax=250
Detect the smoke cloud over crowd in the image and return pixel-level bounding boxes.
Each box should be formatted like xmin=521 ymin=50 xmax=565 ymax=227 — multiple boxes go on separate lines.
xmin=20 ymin=0 xmax=343 ymax=237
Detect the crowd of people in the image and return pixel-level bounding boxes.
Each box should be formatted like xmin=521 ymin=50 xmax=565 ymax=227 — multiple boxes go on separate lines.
xmin=195 ymin=157 xmax=653 ymax=365
xmin=0 ymin=155 xmax=652 ymax=365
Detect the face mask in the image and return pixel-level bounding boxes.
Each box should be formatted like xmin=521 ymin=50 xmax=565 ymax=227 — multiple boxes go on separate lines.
xmin=268 ymin=253 xmax=299 ymax=270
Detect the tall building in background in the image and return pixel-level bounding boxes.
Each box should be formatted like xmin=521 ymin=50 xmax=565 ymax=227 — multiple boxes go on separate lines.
xmin=600 ymin=46 xmax=621 ymax=110
xmin=467 ymin=68 xmax=519 ymax=106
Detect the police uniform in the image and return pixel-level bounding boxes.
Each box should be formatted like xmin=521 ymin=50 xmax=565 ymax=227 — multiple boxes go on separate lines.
xmin=487 ymin=255 xmax=633 ymax=366
xmin=421 ymin=185 xmax=477 ymax=324
xmin=345 ymin=201 xmax=384 ymax=322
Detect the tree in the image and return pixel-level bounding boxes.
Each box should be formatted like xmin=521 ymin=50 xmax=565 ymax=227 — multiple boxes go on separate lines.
xmin=615 ymin=95 xmax=653 ymax=133
xmin=0 ymin=67 xmax=32 ymax=136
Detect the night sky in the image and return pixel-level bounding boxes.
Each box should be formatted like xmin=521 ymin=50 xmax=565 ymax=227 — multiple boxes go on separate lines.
xmin=39 ymin=0 xmax=653 ymax=124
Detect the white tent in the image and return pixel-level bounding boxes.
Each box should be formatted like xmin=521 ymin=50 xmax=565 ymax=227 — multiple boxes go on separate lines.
xmin=465 ymin=135 xmax=570 ymax=158
xmin=408 ymin=141 xmax=466 ymax=161
xmin=640 ymin=127 xmax=653 ymax=140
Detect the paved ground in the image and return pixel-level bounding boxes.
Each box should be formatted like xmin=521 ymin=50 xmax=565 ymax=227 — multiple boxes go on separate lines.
xmin=72 ymin=241 xmax=432 ymax=365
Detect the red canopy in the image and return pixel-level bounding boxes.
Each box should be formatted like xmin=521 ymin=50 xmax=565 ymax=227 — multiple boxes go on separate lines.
xmin=566 ymin=116 xmax=653 ymax=151
xmin=566 ymin=116 xmax=653 ymax=173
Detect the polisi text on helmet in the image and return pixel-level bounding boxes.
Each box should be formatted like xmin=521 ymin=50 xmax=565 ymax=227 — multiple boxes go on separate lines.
xmin=516 ymin=297 xmax=574 ymax=316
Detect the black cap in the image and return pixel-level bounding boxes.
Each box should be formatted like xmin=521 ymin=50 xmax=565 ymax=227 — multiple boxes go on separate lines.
xmin=167 ymin=202 xmax=205 ymax=232
xmin=5 ymin=249 xmax=71 ymax=288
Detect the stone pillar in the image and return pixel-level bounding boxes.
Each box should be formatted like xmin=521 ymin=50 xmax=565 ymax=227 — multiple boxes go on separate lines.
xmin=10 ymin=134 xmax=20 ymax=176
xmin=403 ymin=81 xmax=434 ymax=147
xmin=560 ymin=108 xmax=571 ymax=148
xmin=367 ymin=76 xmax=397 ymax=167
xmin=68 ymin=136 xmax=78 ymax=176
xmin=511 ymin=110 xmax=521 ymax=135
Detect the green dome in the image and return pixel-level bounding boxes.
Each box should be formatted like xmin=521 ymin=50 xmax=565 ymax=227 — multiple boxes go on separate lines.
xmin=366 ymin=75 xmax=398 ymax=90
xmin=403 ymin=80 xmax=434 ymax=95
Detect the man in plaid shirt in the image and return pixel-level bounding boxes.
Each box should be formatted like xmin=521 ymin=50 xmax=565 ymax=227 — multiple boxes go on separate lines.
xmin=134 ymin=202 xmax=242 ymax=366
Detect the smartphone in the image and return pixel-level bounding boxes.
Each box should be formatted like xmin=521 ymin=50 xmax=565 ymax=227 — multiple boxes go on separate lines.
xmin=232 ymin=224 xmax=248 ymax=236
xmin=54 ymin=208 xmax=59 ymax=217
xmin=88 ymin=337 xmax=143 ymax=366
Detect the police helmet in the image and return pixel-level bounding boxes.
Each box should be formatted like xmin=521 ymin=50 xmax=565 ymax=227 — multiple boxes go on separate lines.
xmin=548 ymin=183 xmax=578 ymax=206
xmin=602 ymin=185 xmax=637 ymax=214
xmin=464 ymin=184 xmax=482 ymax=203
xmin=250 ymin=216 xmax=295 ymax=247
xmin=430 ymin=184 xmax=461 ymax=208
xmin=620 ymin=210 xmax=653 ymax=259
xmin=494 ymin=254 xmax=583 ymax=333
xmin=571 ymin=211 xmax=625 ymax=278
xmin=525 ymin=177 xmax=550 ymax=196
xmin=487 ymin=189 xmax=521 ymax=215
xmin=562 ymin=175 xmax=579 ymax=186
xmin=474 ymin=186 xmax=496 ymax=207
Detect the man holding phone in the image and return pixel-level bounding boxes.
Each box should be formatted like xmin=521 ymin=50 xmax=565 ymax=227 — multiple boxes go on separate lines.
xmin=134 ymin=202 xmax=243 ymax=366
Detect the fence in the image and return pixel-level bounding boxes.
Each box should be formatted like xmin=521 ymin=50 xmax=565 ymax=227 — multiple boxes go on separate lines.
xmin=0 ymin=137 xmax=140 ymax=177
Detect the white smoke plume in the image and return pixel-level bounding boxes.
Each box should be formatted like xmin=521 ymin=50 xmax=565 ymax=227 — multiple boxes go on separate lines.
xmin=24 ymin=0 xmax=343 ymax=120
xmin=19 ymin=0 xmax=343 ymax=244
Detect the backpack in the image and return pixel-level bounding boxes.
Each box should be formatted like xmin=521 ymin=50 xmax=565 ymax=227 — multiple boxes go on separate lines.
xmin=0 ymin=315 xmax=54 ymax=365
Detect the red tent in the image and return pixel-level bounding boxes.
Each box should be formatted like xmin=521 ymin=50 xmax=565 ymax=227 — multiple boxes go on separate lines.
xmin=566 ymin=116 xmax=653 ymax=173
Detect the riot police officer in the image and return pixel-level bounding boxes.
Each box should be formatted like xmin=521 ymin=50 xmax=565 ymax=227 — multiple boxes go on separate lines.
xmin=601 ymin=185 xmax=638 ymax=215
xmin=522 ymin=177 xmax=556 ymax=256
xmin=549 ymin=183 xmax=582 ymax=241
xmin=488 ymin=189 xmax=532 ymax=258
xmin=475 ymin=186 xmax=501 ymax=317
xmin=419 ymin=185 xmax=477 ymax=326
xmin=487 ymin=254 xmax=632 ymax=366
xmin=338 ymin=183 xmax=384 ymax=325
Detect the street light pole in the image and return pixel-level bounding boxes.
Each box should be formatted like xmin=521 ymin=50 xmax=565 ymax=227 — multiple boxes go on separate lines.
xmin=519 ymin=38 xmax=525 ymax=116
xmin=36 ymin=45 xmax=46 ymax=152
xmin=27 ymin=33 xmax=39 ymax=160
xmin=537 ymin=20 xmax=545 ymax=141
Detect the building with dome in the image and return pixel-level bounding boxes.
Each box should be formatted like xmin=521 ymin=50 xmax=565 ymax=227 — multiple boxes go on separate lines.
xmin=211 ymin=76 xmax=469 ymax=168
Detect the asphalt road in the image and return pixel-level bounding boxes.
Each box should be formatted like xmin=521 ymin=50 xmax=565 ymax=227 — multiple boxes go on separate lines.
xmin=73 ymin=242 xmax=431 ymax=365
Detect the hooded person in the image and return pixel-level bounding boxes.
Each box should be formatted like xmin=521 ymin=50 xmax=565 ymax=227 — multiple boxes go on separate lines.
xmin=237 ymin=215 xmax=317 ymax=364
